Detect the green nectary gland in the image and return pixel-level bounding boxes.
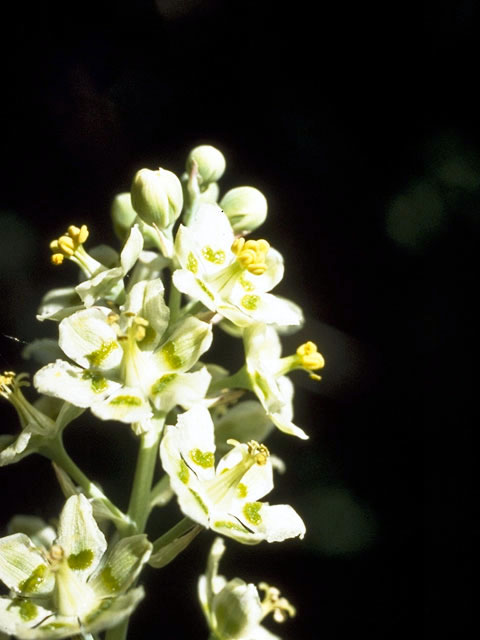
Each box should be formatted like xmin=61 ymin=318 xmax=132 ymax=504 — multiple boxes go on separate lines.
xmin=187 ymin=252 xmax=198 ymax=273
xmin=9 ymin=599 xmax=38 ymax=621
xmin=195 ymin=278 xmax=215 ymax=301
xmin=110 ymin=395 xmax=142 ymax=406
xmin=237 ymin=483 xmax=248 ymax=498
xmin=178 ymin=459 xmax=190 ymax=484
xmin=189 ymin=488 xmax=209 ymax=515
xmin=202 ymin=246 xmax=226 ymax=265
xmin=243 ymin=502 xmax=263 ymax=526
xmin=189 ymin=448 xmax=214 ymax=468
xmin=241 ymin=294 xmax=260 ymax=311
xmin=239 ymin=275 xmax=254 ymax=291
xmin=82 ymin=370 xmax=108 ymax=393
xmin=19 ymin=564 xmax=47 ymax=593
xmin=67 ymin=548 xmax=94 ymax=570
xmin=151 ymin=373 xmax=178 ymax=395
xmin=161 ymin=341 xmax=183 ymax=369
xmin=86 ymin=341 xmax=118 ymax=367
xmin=100 ymin=567 xmax=121 ymax=593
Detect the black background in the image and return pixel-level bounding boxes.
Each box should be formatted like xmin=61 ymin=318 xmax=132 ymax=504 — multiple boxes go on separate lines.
xmin=0 ymin=1 xmax=474 ymax=638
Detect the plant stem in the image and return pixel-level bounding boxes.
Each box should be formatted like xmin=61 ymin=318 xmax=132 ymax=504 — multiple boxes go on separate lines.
xmin=126 ymin=423 xmax=164 ymax=534
xmin=151 ymin=517 xmax=197 ymax=555
xmin=105 ymin=420 xmax=164 ymax=640
xmin=168 ymin=282 xmax=182 ymax=326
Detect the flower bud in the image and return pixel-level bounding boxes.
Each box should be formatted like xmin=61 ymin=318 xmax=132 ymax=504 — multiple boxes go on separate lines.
xmin=131 ymin=168 xmax=183 ymax=228
xmin=219 ymin=186 xmax=267 ymax=233
xmin=111 ymin=193 xmax=136 ymax=240
xmin=186 ymin=145 xmax=226 ymax=186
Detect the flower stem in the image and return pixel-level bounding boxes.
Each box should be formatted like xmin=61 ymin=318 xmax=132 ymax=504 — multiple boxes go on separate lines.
xmin=47 ymin=437 xmax=130 ymax=533
xmin=126 ymin=423 xmax=164 ymax=534
xmin=209 ymin=366 xmax=251 ymax=394
xmin=105 ymin=421 xmax=164 ymax=640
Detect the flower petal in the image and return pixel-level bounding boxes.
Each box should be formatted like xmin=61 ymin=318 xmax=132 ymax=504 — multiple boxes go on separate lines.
xmin=0 ymin=597 xmax=54 ymax=637
xmin=0 ymin=534 xmax=54 ymax=595
xmin=83 ymin=587 xmax=145 ymax=636
xmin=230 ymin=503 xmax=306 ymax=544
xmin=36 ymin=287 xmax=83 ymax=323
xmin=56 ymin=495 xmax=107 ymax=582
xmin=91 ymin=387 xmax=152 ymax=424
xmin=155 ymin=317 xmax=213 ymax=374
xmin=149 ymin=368 xmax=211 ymax=413
xmin=124 ymin=279 xmax=169 ymax=348
xmin=119 ymin=225 xmax=143 ymax=273
xmin=89 ymin=535 xmax=152 ymax=597
xmin=58 ymin=308 xmax=122 ymax=371
xmin=34 ymin=360 xmax=121 ymax=408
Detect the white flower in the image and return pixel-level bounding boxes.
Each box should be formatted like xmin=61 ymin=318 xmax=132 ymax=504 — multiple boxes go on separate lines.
xmin=160 ymin=405 xmax=305 ymax=544
xmin=172 ymin=204 xmax=302 ymax=328
xmin=199 ymin=538 xmax=295 ymax=640
xmin=0 ymin=372 xmax=83 ymax=467
xmin=0 ymin=495 xmax=151 ymax=639
xmin=34 ymin=279 xmax=212 ymax=427
xmin=243 ymin=324 xmax=325 ymax=440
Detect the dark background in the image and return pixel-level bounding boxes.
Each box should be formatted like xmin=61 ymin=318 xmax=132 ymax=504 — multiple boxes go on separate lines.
xmin=0 ymin=1 xmax=474 ymax=638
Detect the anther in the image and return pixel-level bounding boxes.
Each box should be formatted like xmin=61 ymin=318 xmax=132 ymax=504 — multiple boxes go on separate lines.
xmin=231 ymin=237 xmax=270 ymax=276
xmin=296 ymin=341 xmax=325 ymax=371
xmin=247 ymin=440 xmax=270 ymax=465
xmin=49 ymin=224 xmax=90 ymax=265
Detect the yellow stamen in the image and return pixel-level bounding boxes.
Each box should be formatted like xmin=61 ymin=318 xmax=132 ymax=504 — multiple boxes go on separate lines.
xmin=296 ymin=341 xmax=325 ymax=371
xmin=0 ymin=371 xmax=16 ymax=387
xmin=259 ymin=582 xmax=296 ymax=623
xmin=231 ymin=237 xmax=270 ymax=275
xmin=50 ymin=224 xmax=89 ymax=265
xmin=247 ymin=440 xmax=270 ymax=465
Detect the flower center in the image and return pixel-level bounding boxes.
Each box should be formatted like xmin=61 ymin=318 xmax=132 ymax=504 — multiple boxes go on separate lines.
xmin=114 ymin=312 xmax=151 ymax=391
xmin=205 ymin=440 xmax=269 ymax=506
xmin=231 ymin=238 xmax=270 ymax=275
xmin=48 ymin=545 xmax=97 ymax=618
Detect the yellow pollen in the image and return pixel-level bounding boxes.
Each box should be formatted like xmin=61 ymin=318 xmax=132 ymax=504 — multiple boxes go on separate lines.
xmin=49 ymin=224 xmax=89 ymax=265
xmin=296 ymin=341 xmax=325 ymax=371
xmin=47 ymin=544 xmax=65 ymax=570
xmin=107 ymin=312 xmax=120 ymax=325
xmin=0 ymin=371 xmax=16 ymax=387
xmin=247 ymin=440 xmax=270 ymax=465
xmin=231 ymin=237 xmax=270 ymax=276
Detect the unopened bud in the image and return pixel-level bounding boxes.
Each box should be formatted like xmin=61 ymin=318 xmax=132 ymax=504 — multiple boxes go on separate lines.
xmin=111 ymin=193 xmax=137 ymax=240
xmin=186 ymin=145 xmax=226 ymax=187
xmin=220 ymin=186 xmax=267 ymax=233
xmin=131 ymin=168 xmax=183 ymax=228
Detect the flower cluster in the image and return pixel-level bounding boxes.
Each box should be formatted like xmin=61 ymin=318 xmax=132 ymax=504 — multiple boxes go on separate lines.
xmin=1 ymin=145 xmax=325 ymax=639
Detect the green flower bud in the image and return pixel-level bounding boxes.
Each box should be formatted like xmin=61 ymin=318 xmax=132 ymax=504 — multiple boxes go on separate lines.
xmin=187 ymin=145 xmax=226 ymax=187
xmin=219 ymin=186 xmax=267 ymax=233
xmin=111 ymin=193 xmax=137 ymax=240
xmin=131 ymin=168 xmax=183 ymax=228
